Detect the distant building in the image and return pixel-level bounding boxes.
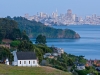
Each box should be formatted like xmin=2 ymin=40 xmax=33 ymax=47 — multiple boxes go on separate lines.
xmin=51 ymin=47 xmax=64 ymax=55
xmin=43 ymin=53 xmax=54 ymax=59
xmin=66 ymin=9 xmax=73 ymax=20
xmin=2 ymin=39 xmax=12 ymax=44
xmin=75 ymin=17 xmax=79 ymax=22
xmin=0 ymin=44 xmax=10 ymax=49
xmin=24 ymin=13 xmax=29 ymax=18
xmin=75 ymin=63 xmax=85 ymax=70
xmin=52 ymin=53 xmax=58 ymax=57
xmin=72 ymin=14 xmax=76 ymax=21
xmin=57 ymin=48 xmax=64 ymax=55
xmin=43 ymin=52 xmax=59 ymax=59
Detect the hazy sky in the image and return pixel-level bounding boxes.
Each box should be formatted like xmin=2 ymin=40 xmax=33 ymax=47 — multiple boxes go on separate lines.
xmin=0 ymin=0 xmax=100 ymax=17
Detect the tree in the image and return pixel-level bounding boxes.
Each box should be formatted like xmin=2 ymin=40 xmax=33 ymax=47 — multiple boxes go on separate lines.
xmin=10 ymin=40 xmax=20 ymax=47
xmin=76 ymin=70 xmax=89 ymax=75
xmin=35 ymin=34 xmax=46 ymax=44
xmin=0 ymin=47 xmax=13 ymax=62
xmin=18 ymin=40 xmax=34 ymax=51
xmin=0 ymin=18 xmax=20 ymax=40
xmin=0 ymin=33 xmax=3 ymax=42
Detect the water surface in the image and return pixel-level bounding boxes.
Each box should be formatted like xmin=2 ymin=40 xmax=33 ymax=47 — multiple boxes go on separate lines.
xmin=31 ymin=25 xmax=100 ymax=60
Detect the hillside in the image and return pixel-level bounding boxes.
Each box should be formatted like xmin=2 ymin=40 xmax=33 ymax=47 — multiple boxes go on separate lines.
xmin=9 ymin=16 xmax=80 ymax=39
xmin=0 ymin=64 xmax=72 ymax=75
xmin=0 ymin=18 xmax=29 ymax=41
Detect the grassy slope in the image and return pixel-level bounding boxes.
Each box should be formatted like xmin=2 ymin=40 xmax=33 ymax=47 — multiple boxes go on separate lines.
xmin=0 ymin=64 xmax=72 ymax=75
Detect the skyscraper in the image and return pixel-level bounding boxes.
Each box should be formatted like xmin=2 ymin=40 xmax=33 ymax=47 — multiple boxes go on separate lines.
xmin=24 ymin=13 xmax=29 ymax=19
xmin=66 ymin=9 xmax=73 ymax=20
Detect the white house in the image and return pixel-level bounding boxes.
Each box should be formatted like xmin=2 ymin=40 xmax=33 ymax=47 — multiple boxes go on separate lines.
xmin=12 ymin=51 xmax=38 ymax=67
xmin=76 ymin=63 xmax=85 ymax=70
xmin=57 ymin=48 xmax=64 ymax=54
xmin=43 ymin=53 xmax=51 ymax=58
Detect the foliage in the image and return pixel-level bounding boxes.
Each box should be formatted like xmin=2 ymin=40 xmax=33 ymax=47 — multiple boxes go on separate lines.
xmin=21 ymin=30 xmax=29 ymax=41
xmin=46 ymin=57 xmax=68 ymax=71
xmin=0 ymin=47 xmax=13 ymax=62
xmin=68 ymin=54 xmax=87 ymax=64
xmin=0 ymin=18 xmax=29 ymax=41
xmin=54 ymin=65 xmax=67 ymax=71
xmin=9 ymin=16 xmax=80 ymax=39
xmin=10 ymin=40 xmax=20 ymax=47
xmin=35 ymin=44 xmax=53 ymax=54
xmin=85 ymin=66 xmax=99 ymax=75
xmin=0 ymin=18 xmax=19 ymax=40
xmin=78 ymin=55 xmax=86 ymax=64
xmin=0 ymin=33 xmax=3 ymax=42
xmin=35 ymin=34 xmax=46 ymax=44
xmin=57 ymin=53 xmax=75 ymax=66
xmin=98 ymin=73 xmax=100 ymax=75
xmin=18 ymin=40 xmax=35 ymax=51
xmin=76 ymin=70 xmax=89 ymax=75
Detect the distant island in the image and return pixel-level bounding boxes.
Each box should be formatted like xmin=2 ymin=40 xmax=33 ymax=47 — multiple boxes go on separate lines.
xmin=6 ymin=16 xmax=80 ymax=39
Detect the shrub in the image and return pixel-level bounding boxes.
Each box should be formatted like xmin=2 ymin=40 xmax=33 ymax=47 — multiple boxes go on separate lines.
xmin=10 ymin=40 xmax=20 ymax=47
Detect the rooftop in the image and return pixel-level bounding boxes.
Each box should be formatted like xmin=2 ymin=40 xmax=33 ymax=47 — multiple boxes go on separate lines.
xmin=16 ymin=52 xmax=37 ymax=60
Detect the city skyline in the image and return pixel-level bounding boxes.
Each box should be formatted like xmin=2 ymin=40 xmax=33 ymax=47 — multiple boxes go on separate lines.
xmin=24 ymin=9 xmax=100 ymax=25
xmin=0 ymin=0 xmax=100 ymax=17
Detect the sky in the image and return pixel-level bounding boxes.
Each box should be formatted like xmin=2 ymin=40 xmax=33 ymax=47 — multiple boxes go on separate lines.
xmin=0 ymin=0 xmax=100 ymax=17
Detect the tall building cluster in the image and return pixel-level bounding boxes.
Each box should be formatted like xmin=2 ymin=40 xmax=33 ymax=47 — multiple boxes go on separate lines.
xmin=24 ymin=9 xmax=100 ymax=25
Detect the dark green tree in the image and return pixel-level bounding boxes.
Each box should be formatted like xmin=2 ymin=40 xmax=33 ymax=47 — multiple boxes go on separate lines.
xmin=76 ymin=70 xmax=89 ymax=75
xmin=0 ymin=33 xmax=3 ymax=42
xmin=35 ymin=34 xmax=46 ymax=44
xmin=0 ymin=47 xmax=13 ymax=62
xmin=11 ymin=29 xmax=22 ymax=40
xmin=10 ymin=40 xmax=20 ymax=48
xmin=0 ymin=18 xmax=22 ymax=40
xmin=18 ymin=40 xmax=34 ymax=51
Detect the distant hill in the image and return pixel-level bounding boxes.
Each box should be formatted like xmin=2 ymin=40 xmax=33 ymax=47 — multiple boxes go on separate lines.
xmin=0 ymin=64 xmax=72 ymax=75
xmin=10 ymin=16 xmax=80 ymax=39
xmin=0 ymin=18 xmax=29 ymax=42
xmin=0 ymin=18 xmax=20 ymax=41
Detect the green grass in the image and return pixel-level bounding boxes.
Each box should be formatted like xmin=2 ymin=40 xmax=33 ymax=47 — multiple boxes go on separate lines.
xmin=0 ymin=64 xmax=72 ymax=75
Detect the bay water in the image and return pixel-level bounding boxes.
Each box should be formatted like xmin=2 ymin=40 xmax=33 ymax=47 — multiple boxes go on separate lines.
xmin=31 ymin=25 xmax=100 ymax=60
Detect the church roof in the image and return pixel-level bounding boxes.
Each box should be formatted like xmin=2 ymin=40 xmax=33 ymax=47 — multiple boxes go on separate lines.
xmin=16 ymin=52 xmax=37 ymax=60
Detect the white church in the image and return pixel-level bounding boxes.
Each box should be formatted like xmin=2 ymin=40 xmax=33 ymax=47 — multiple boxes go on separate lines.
xmin=12 ymin=51 xmax=39 ymax=67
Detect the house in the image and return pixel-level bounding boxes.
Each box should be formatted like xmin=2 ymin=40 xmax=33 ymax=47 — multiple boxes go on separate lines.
xmin=52 ymin=53 xmax=58 ymax=57
xmin=75 ymin=63 xmax=85 ymax=70
xmin=43 ymin=53 xmax=58 ymax=59
xmin=12 ymin=51 xmax=38 ymax=67
xmin=52 ymin=47 xmax=58 ymax=53
xmin=51 ymin=47 xmax=64 ymax=54
xmin=0 ymin=44 xmax=10 ymax=49
xmin=57 ymin=48 xmax=64 ymax=55
xmin=43 ymin=53 xmax=51 ymax=58
xmin=2 ymin=39 xmax=12 ymax=44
